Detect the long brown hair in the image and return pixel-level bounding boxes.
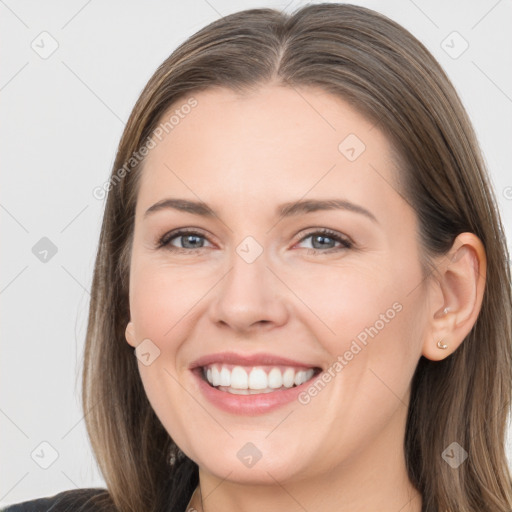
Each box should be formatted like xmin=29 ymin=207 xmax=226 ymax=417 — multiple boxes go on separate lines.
xmin=81 ymin=3 xmax=512 ymax=511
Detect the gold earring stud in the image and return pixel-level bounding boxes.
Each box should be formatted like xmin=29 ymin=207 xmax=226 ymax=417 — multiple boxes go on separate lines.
xmin=437 ymin=339 xmax=448 ymax=350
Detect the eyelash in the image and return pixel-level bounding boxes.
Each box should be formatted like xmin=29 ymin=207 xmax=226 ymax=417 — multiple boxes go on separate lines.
xmin=156 ymin=228 xmax=353 ymax=255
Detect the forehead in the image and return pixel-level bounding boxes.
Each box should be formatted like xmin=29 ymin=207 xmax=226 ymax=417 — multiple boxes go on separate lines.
xmin=135 ymin=84 xmax=400 ymax=219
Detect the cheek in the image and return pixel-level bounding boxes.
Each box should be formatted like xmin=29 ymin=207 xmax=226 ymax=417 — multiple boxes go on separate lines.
xmin=129 ymin=261 xmax=214 ymax=341
xmin=282 ymin=257 xmax=424 ymax=386
xmin=127 ymin=263 xmax=202 ymax=440
xmin=277 ymin=259 xmax=402 ymax=345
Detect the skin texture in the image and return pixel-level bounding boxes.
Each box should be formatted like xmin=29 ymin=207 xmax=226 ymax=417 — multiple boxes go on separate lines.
xmin=124 ymin=84 xmax=486 ymax=512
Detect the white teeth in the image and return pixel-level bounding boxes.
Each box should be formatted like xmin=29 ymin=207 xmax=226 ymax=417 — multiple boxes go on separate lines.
xmin=219 ymin=366 xmax=230 ymax=386
xmin=282 ymin=368 xmax=295 ymax=388
xmin=268 ymin=368 xmax=283 ymax=388
xmin=203 ymin=364 xmax=316 ymax=392
xmin=294 ymin=370 xmax=306 ymax=386
xmin=248 ymin=368 xmax=268 ymax=389
xmin=211 ymin=366 xmax=220 ymax=386
xmin=231 ymin=366 xmax=248 ymax=389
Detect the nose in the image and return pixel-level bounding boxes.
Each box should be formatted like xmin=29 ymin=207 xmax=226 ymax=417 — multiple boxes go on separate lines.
xmin=209 ymin=246 xmax=290 ymax=334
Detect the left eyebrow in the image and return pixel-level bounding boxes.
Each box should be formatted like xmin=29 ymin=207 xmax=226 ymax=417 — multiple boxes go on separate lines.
xmin=143 ymin=197 xmax=378 ymax=224
xmin=276 ymin=199 xmax=378 ymax=224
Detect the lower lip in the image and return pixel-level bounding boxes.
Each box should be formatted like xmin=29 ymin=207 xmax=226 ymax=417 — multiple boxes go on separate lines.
xmin=192 ymin=368 xmax=319 ymax=416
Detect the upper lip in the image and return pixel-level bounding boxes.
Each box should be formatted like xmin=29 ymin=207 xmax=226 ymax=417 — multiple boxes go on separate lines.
xmin=189 ymin=351 xmax=320 ymax=369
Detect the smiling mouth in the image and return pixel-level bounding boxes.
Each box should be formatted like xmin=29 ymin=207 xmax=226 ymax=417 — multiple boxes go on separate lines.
xmin=197 ymin=364 xmax=322 ymax=395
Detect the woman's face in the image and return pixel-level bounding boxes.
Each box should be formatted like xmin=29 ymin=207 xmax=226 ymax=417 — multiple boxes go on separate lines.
xmin=125 ymin=84 xmax=430 ymax=484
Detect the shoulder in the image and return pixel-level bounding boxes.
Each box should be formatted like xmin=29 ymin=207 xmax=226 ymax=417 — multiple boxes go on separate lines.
xmin=1 ymin=488 xmax=114 ymax=512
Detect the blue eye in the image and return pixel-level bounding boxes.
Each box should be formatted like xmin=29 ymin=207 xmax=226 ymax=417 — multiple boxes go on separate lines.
xmin=295 ymin=228 xmax=353 ymax=253
xmin=157 ymin=229 xmax=211 ymax=252
xmin=156 ymin=228 xmax=353 ymax=254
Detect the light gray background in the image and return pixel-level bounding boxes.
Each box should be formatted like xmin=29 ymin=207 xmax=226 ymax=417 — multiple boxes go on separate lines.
xmin=1 ymin=0 xmax=511 ymax=506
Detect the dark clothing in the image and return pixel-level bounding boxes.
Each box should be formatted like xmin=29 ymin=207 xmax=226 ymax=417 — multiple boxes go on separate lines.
xmin=1 ymin=488 xmax=110 ymax=512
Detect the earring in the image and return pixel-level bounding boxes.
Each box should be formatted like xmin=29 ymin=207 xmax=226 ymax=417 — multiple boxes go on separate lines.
xmin=437 ymin=339 xmax=448 ymax=350
xmin=438 ymin=308 xmax=450 ymax=349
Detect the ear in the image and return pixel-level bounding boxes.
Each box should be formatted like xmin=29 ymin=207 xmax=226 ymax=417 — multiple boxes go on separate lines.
xmin=125 ymin=320 xmax=137 ymax=348
xmin=421 ymin=232 xmax=486 ymax=361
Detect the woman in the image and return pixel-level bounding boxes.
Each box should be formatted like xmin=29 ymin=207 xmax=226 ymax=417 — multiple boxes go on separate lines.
xmin=4 ymin=3 xmax=511 ymax=511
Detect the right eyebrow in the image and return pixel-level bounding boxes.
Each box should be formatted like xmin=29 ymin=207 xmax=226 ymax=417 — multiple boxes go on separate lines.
xmin=144 ymin=198 xmax=215 ymax=219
